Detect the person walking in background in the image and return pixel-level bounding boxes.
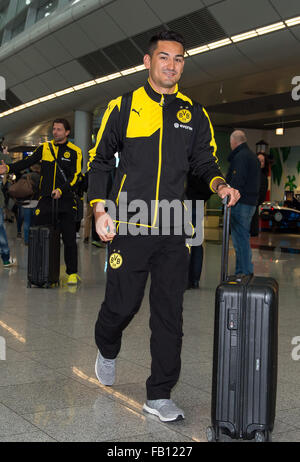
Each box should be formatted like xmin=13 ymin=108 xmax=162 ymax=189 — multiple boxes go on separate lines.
xmin=226 ymin=130 xmax=260 ymax=275
xmin=185 ymin=172 xmax=213 ymax=289
xmin=0 ymin=146 xmax=16 ymax=267
xmin=250 ymin=152 xmax=269 ymax=237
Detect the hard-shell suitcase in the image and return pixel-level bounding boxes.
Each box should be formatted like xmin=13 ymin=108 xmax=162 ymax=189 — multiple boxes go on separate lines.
xmin=27 ymin=200 xmax=60 ymax=288
xmin=207 ymin=198 xmax=278 ymax=442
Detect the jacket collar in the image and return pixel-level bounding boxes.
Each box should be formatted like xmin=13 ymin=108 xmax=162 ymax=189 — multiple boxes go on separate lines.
xmin=52 ymin=139 xmax=68 ymax=148
xmin=144 ymin=80 xmax=178 ymax=106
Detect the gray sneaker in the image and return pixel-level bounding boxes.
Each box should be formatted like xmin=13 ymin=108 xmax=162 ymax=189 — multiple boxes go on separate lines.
xmin=143 ymin=399 xmax=185 ymax=422
xmin=95 ymin=350 xmax=115 ymax=386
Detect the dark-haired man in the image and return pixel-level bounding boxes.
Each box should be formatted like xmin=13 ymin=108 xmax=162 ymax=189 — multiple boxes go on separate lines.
xmin=88 ymin=31 xmax=240 ymax=422
xmin=0 ymin=119 xmax=82 ymax=284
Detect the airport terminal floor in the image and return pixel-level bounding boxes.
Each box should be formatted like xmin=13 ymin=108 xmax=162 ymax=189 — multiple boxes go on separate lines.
xmin=0 ymin=224 xmax=300 ymax=443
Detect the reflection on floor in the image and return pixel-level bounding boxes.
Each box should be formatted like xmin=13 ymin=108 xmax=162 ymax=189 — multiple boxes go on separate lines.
xmin=0 ymin=224 xmax=300 ymax=442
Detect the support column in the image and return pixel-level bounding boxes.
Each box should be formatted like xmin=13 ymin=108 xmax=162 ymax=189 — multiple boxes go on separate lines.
xmin=74 ymin=110 xmax=92 ymax=172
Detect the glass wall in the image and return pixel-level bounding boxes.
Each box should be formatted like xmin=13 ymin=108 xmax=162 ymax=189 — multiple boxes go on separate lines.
xmin=36 ymin=0 xmax=58 ymax=21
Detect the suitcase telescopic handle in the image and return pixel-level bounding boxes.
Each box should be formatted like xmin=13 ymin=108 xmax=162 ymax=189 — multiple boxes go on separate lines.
xmin=221 ymin=195 xmax=231 ymax=283
xmin=51 ymin=197 xmax=59 ymax=229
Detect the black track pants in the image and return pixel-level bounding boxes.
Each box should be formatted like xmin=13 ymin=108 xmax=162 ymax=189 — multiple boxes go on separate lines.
xmin=33 ymin=197 xmax=78 ymax=275
xmin=95 ymin=234 xmax=189 ymax=400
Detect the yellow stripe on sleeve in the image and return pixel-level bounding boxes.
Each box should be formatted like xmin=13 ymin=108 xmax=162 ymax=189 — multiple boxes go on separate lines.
xmin=87 ymin=96 xmax=122 ymax=171
xmin=202 ymin=107 xmax=218 ymax=163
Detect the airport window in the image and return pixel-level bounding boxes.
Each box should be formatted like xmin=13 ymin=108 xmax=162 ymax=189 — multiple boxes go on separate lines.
xmin=0 ymin=1 xmax=9 ymax=29
xmin=36 ymin=0 xmax=58 ymax=21
xmin=11 ymin=15 xmax=26 ymax=38
xmin=16 ymin=0 xmax=31 ymax=14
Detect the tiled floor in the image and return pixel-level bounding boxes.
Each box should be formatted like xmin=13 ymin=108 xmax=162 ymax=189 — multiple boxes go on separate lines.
xmin=0 ymin=224 xmax=300 ymax=442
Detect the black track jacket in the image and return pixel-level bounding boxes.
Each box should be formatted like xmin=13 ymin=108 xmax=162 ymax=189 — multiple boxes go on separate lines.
xmin=88 ymin=81 xmax=225 ymax=228
xmin=8 ymin=140 xmax=82 ymax=199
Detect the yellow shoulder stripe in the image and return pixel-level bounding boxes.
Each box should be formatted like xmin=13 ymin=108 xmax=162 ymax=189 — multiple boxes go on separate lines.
xmin=176 ymin=92 xmax=193 ymax=106
xmin=202 ymin=107 xmax=218 ymax=163
xmin=87 ymin=96 xmax=122 ymax=170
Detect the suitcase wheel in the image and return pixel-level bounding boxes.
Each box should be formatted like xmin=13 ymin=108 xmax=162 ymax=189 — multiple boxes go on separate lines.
xmin=254 ymin=431 xmax=270 ymax=442
xmin=206 ymin=426 xmax=217 ymax=442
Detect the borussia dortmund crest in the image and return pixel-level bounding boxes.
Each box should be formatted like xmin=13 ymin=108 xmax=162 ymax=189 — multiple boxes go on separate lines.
xmin=109 ymin=252 xmax=123 ymax=269
xmin=177 ymin=109 xmax=192 ymax=123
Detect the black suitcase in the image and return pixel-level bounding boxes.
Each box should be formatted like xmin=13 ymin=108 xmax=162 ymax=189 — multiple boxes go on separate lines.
xmin=207 ymin=198 xmax=278 ymax=442
xmin=27 ymin=200 xmax=60 ymax=288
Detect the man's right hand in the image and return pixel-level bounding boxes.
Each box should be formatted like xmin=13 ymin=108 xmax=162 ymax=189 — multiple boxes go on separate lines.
xmin=93 ymin=202 xmax=116 ymax=242
xmin=0 ymin=160 xmax=8 ymax=174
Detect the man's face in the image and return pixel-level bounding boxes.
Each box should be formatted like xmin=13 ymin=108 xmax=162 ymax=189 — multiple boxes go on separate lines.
xmin=230 ymin=135 xmax=236 ymax=151
xmin=144 ymin=40 xmax=185 ymax=93
xmin=52 ymin=123 xmax=69 ymax=143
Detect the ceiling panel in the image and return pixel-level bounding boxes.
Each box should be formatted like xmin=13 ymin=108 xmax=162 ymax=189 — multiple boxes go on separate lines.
xmin=188 ymin=46 xmax=255 ymax=79
xmin=180 ymin=59 xmax=212 ymax=87
xmin=287 ymin=24 xmax=300 ymax=41
xmin=144 ymin=0 xmax=204 ymax=23
xmin=76 ymin=9 xmax=126 ymax=49
xmin=104 ymin=0 xmax=161 ymax=36
xmin=10 ymin=83 xmax=35 ymax=103
xmin=34 ymin=35 xmax=73 ymax=67
xmin=201 ymin=0 xmax=223 ymax=5
xmin=3 ymin=54 xmax=35 ymax=83
xmin=56 ymin=61 xmax=93 ymax=86
xmin=236 ymin=29 xmax=300 ymax=69
xmin=0 ymin=63 xmax=18 ymax=88
xmin=78 ymin=49 xmax=117 ymax=78
xmin=209 ymin=0 xmax=281 ymax=35
xmin=167 ymin=8 xmax=227 ymax=49
xmin=23 ymin=77 xmax=51 ymax=98
xmin=53 ymin=23 xmax=99 ymax=59
xmin=270 ymin=0 xmax=300 ymax=19
xmin=16 ymin=47 xmax=52 ymax=75
xmin=39 ymin=68 xmax=69 ymax=92
xmin=103 ymin=38 xmax=143 ymax=69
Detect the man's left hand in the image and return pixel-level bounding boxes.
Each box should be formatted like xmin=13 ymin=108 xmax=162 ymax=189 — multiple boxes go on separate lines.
xmin=217 ymin=185 xmax=240 ymax=207
xmin=52 ymin=189 xmax=62 ymax=199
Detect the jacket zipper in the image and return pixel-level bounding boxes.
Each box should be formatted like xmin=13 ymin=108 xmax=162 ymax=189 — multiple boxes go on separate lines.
xmin=152 ymin=94 xmax=164 ymax=227
xmin=116 ymin=173 xmax=127 ymax=205
xmin=52 ymin=142 xmax=58 ymax=190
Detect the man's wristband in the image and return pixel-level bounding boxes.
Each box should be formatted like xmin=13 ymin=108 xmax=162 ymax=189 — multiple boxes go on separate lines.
xmin=215 ymin=182 xmax=229 ymax=192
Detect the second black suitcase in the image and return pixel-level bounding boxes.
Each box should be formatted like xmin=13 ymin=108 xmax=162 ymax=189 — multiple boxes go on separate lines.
xmin=27 ymin=200 xmax=60 ymax=288
xmin=206 ymin=198 xmax=279 ymax=442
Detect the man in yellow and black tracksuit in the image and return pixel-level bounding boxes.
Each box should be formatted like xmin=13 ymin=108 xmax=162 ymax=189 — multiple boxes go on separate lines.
xmin=2 ymin=119 xmax=82 ymax=284
xmin=88 ymin=31 xmax=240 ymax=422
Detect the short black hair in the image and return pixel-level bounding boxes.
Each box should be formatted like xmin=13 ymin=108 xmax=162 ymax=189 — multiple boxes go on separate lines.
xmin=148 ymin=30 xmax=185 ymax=56
xmin=52 ymin=118 xmax=71 ymax=132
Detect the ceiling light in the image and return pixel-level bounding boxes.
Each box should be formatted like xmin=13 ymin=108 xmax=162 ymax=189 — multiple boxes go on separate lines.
xmin=276 ymin=127 xmax=284 ymax=135
xmin=25 ymin=99 xmax=41 ymax=107
xmin=285 ymin=16 xmax=300 ymax=27
xmin=55 ymin=87 xmax=74 ymax=97
xmin=39 ymin=94 xmax=56 ymax=102
xmin=134 ymin=64 xmax=146 ymax=72
xmin=208 ymin=38 xmax=232 ymax=49
xmin=95 ymin=76 xmax=109 ymax=84
xmin=256 ymin=22 xmax=285 ymax=35
xmin=106 ymin=72 xmax=122 ymax=81
xmin=73 ymin=80 xmax=96 ymax=90
xmin=186 ymin=45 xmax=209 ymax=56
xmin=231 ymin=30 xmax=258 ymax=42
xmin=121 ymin=68 xmax=137 ymax=76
